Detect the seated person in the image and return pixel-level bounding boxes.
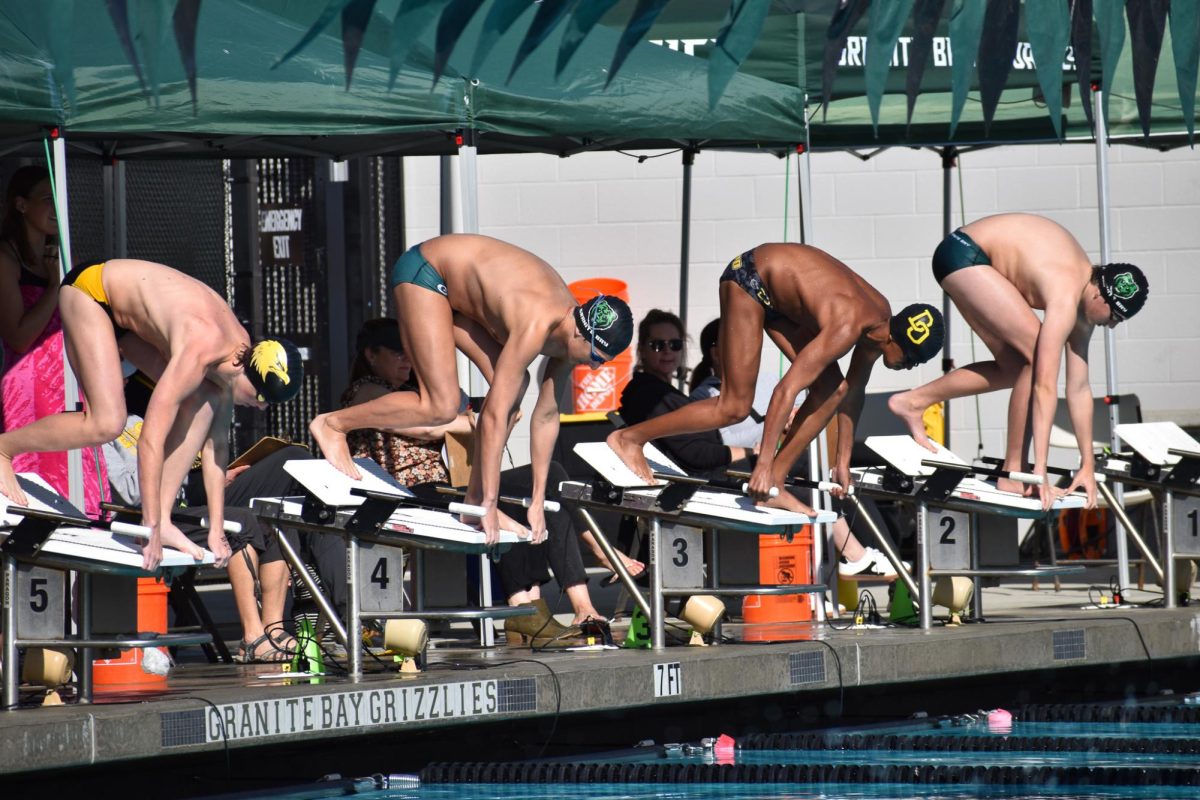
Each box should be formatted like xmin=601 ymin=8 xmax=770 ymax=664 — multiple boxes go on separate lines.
xmin=107 ymin=372 xmax=310 ymax=663
xmin=340 ymin=318 xmax=609 ymax=642
xmin=623 ymin=311 xmax=898 ymax=579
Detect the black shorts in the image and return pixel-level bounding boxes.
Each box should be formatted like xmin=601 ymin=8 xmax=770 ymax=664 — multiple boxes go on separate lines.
xmin=719 ymin=249 xmax=784 ymax=323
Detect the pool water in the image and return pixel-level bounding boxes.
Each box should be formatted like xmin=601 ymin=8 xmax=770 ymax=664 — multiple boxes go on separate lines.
xmin=232 ymin=704 xmax=1200 ymax=800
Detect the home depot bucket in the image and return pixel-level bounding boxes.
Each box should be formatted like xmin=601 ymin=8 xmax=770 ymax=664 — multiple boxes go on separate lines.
xmin=569 ymin=278 xmax=632 ymax=414
xmin=93 ymin=577 xmax=169 ymax=690
xmin=743 ymin=530 xmax=813 ymax=640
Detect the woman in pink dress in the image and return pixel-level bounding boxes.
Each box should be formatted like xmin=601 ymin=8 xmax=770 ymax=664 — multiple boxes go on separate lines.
xmin=0 ymin=166 xmax=106 ymax=516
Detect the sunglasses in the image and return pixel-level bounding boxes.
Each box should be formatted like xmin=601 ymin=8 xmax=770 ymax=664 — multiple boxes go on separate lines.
xmin=645 ymin=338 xmax=684 ymax=353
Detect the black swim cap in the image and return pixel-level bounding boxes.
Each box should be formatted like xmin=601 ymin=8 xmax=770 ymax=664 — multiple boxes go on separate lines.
xmin=1096 ymin=263 xmax=1148 ymax=322
xmin=573 ymin=295 xmax=634 ymax=359
xmin=889 ymin=303 xmax=944 ymax=367
xmin=245 ymin=338 xmax=304 ymax=404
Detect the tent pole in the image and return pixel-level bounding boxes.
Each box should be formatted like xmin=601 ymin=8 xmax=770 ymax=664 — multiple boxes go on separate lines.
xmin=940 ymin=147 xmax=957 ymax=448
xmin=52 ymin=134 xmax=85 ymax=510
xmin=1092 ymin=88 xmax=1131 ymax=590
xmin=456 ymin=127 xmax=495 ymax=646
xmin=678 ymin=147 xmax=695 ymax=389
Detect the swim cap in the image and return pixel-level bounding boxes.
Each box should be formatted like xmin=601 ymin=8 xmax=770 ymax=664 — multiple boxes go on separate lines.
xmin=889 ymin=303 xmax=944 ymax=367
xmin=245 ymin=338 xmax=304 ymax=404
xmin=573 ymin=295 xmax=634 ymax=359
xmin=1096 ymin=263 xmax=1148 ymax=322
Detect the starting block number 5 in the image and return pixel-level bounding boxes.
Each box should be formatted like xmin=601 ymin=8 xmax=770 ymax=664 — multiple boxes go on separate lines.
xmin=356 ymin=542 xmax=406 ymax=613
xmin=16 ymin=564 xmax=65 ymax=639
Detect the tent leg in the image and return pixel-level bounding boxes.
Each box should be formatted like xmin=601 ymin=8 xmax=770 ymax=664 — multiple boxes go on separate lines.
xmin=940 ymin=146 xmax=957 ymax=449
xmin=51 ymin=134 xmax=85 ymax=511
xmin=1093 ymin=88 xmax=1131 ymax=587
xmin=678 ymin=146 xmax=696 ymax=389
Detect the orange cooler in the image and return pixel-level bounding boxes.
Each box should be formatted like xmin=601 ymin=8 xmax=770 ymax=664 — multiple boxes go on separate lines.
xmin=568 ymin=278 xmax=632 ymax=414
xmin=742 ymin=529 xmax=814 ymax=625
xmin=93 ymin=577 xmax=169 ymax=690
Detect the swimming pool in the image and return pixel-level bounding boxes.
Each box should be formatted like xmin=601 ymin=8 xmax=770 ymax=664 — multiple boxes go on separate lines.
xmin=220 ymin=699 xmax=1200 ymax=800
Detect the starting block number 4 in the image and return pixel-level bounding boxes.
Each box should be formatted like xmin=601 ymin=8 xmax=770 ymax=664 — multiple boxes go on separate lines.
xmin=929 ymin=508 xmax=971 ymax=570
xmin=357 ymin=542 xmax=406 ymax=613
xmin=1172 ymin=495 xmax=1200 ymax=557
xmin=658 ymin=523 xmax=704 ymax=589
xmin=654 ymin=661 xmax=682 ymax=698
xmin=16 ymin=564 xmax=65 ymax=639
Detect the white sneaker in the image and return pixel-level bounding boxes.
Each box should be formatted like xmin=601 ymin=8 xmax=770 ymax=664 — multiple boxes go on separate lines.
xmin=839 ymin=547 xmax=907 ymax=578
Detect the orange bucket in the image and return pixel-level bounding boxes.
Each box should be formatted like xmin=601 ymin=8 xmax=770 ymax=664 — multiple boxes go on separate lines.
xmin=743 ymin=529 xmax=814 ymax=636
xmin=569 ymin=278 xmax=633 ymax=414
xmin=93 ymin=577 xmax=169 ymax=690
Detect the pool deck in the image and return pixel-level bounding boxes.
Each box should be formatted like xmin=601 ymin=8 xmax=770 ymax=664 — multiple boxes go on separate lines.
xmin=3 ymin=579 xmax=1199 ymax=786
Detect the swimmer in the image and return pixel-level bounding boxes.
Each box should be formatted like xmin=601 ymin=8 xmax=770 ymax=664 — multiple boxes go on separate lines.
xmin=607 ymin=243 xmax=943 ymax=504
xmin=0 ymin=259 xmax=303 ymax=570
xmin=309 ymin=234 xmax=633 ymax=544
xmin=888 ymin=213 xmax=1148 ymax=509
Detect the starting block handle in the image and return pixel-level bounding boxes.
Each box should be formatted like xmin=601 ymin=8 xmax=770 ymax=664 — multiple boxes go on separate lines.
xmin=921 ymin=459 xmax=1045 ymax=486
xmin=727 ymin=469 xmax=851 ymax=497
xmin=109 ymin=520 xmax=152 ymax=539
xmin=200 ymin=517 xmax=245 ymax=535
xmin=434 ymin=485 xmax=561 ymax=514
xmin=739 ymin=483 xmax=781 ymax=498
xmin=448 ymin=501 xmax=488 ymax=517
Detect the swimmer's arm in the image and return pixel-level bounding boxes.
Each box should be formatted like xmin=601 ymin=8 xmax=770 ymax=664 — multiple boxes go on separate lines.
xmin=0 ymin=252 xmax=59 ymax=354
xmin=137 ymin=347 xmax=213 ymax=531
xmin=1029 ymin=302 xmax=1076 ymax=473
xmin=198 ymin=392 xmax=232 ymax=552
xmin=1063 ymin=325 xmax=1096 ymax=464
xmin=528 ymin=357 xmax=569 ymax=505
xmin=476 ymin=333 xmax=541 ymax=505
xmin=759 ymin=324 xmax=857 ymax=470
xmin=831 ymin=347 xmax=877 ymax=471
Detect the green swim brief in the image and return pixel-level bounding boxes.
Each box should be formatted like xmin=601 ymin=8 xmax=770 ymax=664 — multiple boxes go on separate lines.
xmin=389 ymin=244 xmax=448 ymax=296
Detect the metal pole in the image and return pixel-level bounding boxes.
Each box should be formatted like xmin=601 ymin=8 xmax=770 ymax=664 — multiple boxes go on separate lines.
xmin=1097 ymin=482 xmax=1164 ymax=584
xmin=1093 ymin=88 xmax=1130 ymax=586
xmin=276 ymin=532 xmax=348 ymax=646
xmin=52 ymin=136 xmax=84 ymax=511
xmin=347 ymin=533 xmax=362 ymax=678
xmin=1163 ymin=488 xmax=1177 ymax=609
xmin=679 ymin=148 xmax=695 ymax=360
xmin=322 ymin=161 xmax=350 ymax=405
xmin=575 ymin=508 xmax=652 ymax=617
xmin=79 ymin=572 xmax=93 ymax=702
xmin=650 ymin=517 xmax=665 ymax=650
xmin=846 ymin=494 xmax=920 ymax=602
xmin=2 ymin=557 xmax=17 ymax=709
xmin=917 ymin=502 xmax=933 ymax=630
xmin=941 ymin=147 xmax=957 ymax=448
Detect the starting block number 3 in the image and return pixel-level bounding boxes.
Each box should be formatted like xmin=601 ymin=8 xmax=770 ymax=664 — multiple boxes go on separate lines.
xmin=356 ymin=542 xmax=406 ymax=613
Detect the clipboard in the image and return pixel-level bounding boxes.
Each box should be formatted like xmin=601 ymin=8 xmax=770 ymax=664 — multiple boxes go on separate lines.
xmin=228 ymin=436 xmax=307 ymax=470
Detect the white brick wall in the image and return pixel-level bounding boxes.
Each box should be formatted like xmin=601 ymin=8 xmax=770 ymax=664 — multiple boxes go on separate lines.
xmin=404 ymin=142 xmax=1200 ymax=467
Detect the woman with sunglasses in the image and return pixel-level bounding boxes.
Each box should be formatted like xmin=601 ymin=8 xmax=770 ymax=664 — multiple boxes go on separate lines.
xmin=618 ymin=309 xmax=754 ymax=475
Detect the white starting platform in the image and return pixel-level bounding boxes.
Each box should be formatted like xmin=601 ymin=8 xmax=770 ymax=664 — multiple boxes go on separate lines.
xmin=1097 ymin=422 xmax=1200 ymax=608
xmin=1 ymin=474 xmax=214 ymax=709
xmin=250 ymin=459 xmax=535 ymax=677
xmin=561 ymin=442 xmax=835 ymax=649
xmin=849 ymin=436 xmax=1088 ymax=629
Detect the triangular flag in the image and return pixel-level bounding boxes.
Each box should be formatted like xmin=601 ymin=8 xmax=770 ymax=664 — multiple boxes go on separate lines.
xmin=433 ymin=0 xmax=485 ymax=87
xmin=509 ymin=0 xmax=576 ymax=83
xmin=1170 ymin=0 xmax=1200 ymax=143
xmin=556 ymin=0 xmax=618 ymax=77
xmin=707 ymin=0 xmax=773 ymax=109
xmin=864 ymin=0 xmax=915 ymax=133
xmin=470 ymin=0 xmax=529 ymax=77
xmin=822 ymin=0 xmax=870 ymax=120
xmin=1125 ymin=0 xmax=1169 ymax=139
xmin=606 ymin=0 xmax=672 ymax=89
xmin=905 ymin=0 xmax=948 ymax=130
xmin=977 ymin=0 xmax=1021 ymax=136
xmin=1070 ymin=0 xmax=1095 ymax=129
xmin=947 ymin=0 xmax=985 ymax=138
xmin=1026 ymin=0 xmax=1072 ymax=138
xmin=172 ymin=0 xmax=201 ymax=111
xmin=388 ymin=0 xmax=448 ymax=90
xmin=1094 ymin=0 xmax=1126 ymax=128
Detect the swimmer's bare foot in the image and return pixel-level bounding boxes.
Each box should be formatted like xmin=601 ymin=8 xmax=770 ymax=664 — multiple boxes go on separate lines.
xmin=0 ymin=453 xmax=28 ymax=507
xmin=606 ymin=429 xmax=654 ymax=484
xmin=159 ymin=523 xmax=205 ymax=562
xmin=996 ymin=476 xmax=1034 ymax=497
xmin=310 ymin=414 xmax=362 ymax=479
xmin=888 ymin=391 xmax=937 ymax=452
xmin=497 ymin=508 xmax=530 ymax=540
xmin=765 ymin=489 xmax=817 ymax=517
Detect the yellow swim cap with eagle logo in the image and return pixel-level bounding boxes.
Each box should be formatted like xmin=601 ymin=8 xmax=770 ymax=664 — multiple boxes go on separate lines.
xmin=245 ymin=338 xmax=304 ymax=404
